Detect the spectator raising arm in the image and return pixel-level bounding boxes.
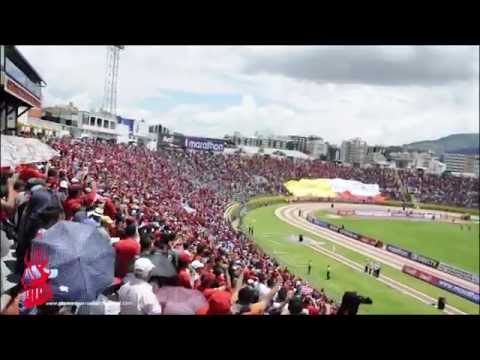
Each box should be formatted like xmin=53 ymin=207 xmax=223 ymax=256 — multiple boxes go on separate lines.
xmin=248 ymin=278 xmax=283 ymax=315
xmin=231 ymin=267 xmax=245 ymax=304
xmin=222 ymin=262 xmax=232 ymax=291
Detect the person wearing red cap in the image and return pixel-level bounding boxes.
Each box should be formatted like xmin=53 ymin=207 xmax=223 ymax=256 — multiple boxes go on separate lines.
xmin=196 ymin=290 xmax=232 ymax=315
xmin=16 ymin=164 xmax=46 ymax=183
xmin=63 ymin=184 xmax=85 ymax=220
xmin=177 ymin=251 xmax=193 ymax=289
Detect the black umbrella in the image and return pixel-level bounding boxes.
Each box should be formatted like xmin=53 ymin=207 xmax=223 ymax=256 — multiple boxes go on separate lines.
xmin=144 ymin=251 xmax=177 ymax=279
xmin=31 ymin=221 xmax=114 ymax=302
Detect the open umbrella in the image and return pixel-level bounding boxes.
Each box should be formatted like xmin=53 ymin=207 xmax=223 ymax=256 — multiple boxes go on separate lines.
xmin=31 ymin=221 xmax=114 ymax=302
xmin=155 ymin=286 xmax=208 ymax=315
xmin=144 ymin=252 xmax=177 ymax=279
xmin=1 ymin=135 xmax=59 ymax=168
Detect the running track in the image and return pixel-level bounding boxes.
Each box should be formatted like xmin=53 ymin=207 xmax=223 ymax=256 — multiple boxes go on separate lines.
xmin=276 ymin=203 xmax=480 ymax=315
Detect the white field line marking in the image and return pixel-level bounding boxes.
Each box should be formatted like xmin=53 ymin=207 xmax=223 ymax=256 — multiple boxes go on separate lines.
xmin=277 ymin=205 xmax=468 ymax=315
xmin=291 ymin=205 xmax=473 ymax=314
xmin=306 ymin=241 xmax=456 ymax=314
xmin=285 ymin=204 xmax=479 ymax=292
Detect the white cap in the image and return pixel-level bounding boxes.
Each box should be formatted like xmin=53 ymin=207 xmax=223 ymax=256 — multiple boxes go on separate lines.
xmin=71 ymin=178 xmax=80 ymax=184
xmin=59 ymin=180 xmax=69 ymax=189
xmin=134 ymin=258 xmax=155 ymax=277
xmin=191 ymin=260 xmax=204 ymax=270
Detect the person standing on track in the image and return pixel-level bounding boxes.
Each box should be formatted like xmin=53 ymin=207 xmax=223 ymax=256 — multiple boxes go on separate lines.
xmin=326 ymin=265 xmax=331 ymax=280
xmin=298 ymin=209 xmax=302 ymax=217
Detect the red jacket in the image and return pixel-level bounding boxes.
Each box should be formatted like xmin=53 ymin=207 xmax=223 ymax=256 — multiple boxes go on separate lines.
xmin=113 ymin=237 xmax=140 ymax=278
xmin=103 ymin=197 xmax=117 ymax=219
xmin=177 ymin=268 xmax=193 ymax=289
xmin=63 ymin=197 xmax=84 ymax=220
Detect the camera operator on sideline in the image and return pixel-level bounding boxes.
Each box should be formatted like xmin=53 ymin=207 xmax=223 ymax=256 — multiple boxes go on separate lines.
xmin=337 ymin=291 xmax=373 ymax=315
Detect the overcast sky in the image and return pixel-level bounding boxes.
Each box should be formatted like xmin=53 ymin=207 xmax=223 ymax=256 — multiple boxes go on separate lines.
xmin=18 ymin=45 xmax=479 ymax=146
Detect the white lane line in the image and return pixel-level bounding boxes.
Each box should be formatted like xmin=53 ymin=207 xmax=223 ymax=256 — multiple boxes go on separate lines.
xmin=286 ymin=204 xmax=479 ymax=292
xmin=306 ymin=241 xmax=454 ymax=314
xmin=277 ymin=205 xmax=468 ymax=315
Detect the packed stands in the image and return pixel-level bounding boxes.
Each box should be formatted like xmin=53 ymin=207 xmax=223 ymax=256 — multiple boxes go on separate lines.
xmin=1 ymin=136 xmax=478 ymax=315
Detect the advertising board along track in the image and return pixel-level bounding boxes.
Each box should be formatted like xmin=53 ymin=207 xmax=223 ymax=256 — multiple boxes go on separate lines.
xmin=276 ymin=203 xmax=479 ymax=293
xmin=272 ymin=206 xmax=466 ymax=314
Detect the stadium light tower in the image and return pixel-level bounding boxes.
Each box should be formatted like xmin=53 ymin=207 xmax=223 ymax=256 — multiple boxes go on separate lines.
xmin=102 ymin=45 xmax=124 ymax=116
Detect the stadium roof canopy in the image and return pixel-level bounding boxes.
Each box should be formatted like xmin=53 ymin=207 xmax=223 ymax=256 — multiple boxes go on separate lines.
xmin=224 ymin=145 xmax=312 ymax=160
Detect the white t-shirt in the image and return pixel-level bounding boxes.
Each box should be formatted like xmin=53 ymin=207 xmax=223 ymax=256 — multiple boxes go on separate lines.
xmin=118 ymin=275 xmax=162 ymax=315
xmin=256 ymin=283 xmax=271 ymax=300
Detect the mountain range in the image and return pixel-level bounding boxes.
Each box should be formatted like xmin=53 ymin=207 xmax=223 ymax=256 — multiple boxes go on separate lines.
xmin=403 ymin=133 xmax=479 ymax=156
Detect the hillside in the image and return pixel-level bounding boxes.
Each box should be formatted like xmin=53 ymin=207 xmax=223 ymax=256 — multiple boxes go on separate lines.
xmin=404 ymin=133 xmax=479 ymax=155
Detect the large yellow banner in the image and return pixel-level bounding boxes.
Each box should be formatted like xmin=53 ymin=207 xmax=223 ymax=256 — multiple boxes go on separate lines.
xmin=284 ymin=179 xmax=337 ymax=198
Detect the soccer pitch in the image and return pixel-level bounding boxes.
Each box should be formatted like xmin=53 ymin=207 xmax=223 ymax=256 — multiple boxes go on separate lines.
xmin=242 ymin=204 xmax=480 ymax=315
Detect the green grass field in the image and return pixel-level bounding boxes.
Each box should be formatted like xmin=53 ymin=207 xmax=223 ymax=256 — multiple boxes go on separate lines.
xmin=315 ymin=210 xmax=480 ymax=274
xmin=242 ymin=204 xmax=480 ymax=315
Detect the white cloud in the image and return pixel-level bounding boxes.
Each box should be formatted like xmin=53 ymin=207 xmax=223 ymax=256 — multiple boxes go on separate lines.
xmin=17 ymin=45 xmax=479 ymax=146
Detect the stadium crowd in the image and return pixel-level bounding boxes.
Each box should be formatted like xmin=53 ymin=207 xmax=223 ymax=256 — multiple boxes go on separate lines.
xmin=1 ymin=136 xmax=478 ymax=315
xmin=1 ymin=138 xmax=336 ymax=315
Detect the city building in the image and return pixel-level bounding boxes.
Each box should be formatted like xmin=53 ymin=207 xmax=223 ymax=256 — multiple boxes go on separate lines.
xmin=40 ymin=103 xmax=86 ymax=137
xmin=474 ymin=156 xmax=480 ymax=177
xmin=366 ymin=152 xmax=389 ymax=167
xmin=148 ymin=123 xmax=171 ymax=150
xmin=223 ymin=145 xmax=311 ymax=160
xmin=389 ymin=151 xmax=431 ymax=169
xmin=79 ymin=110 xmax=119 ymax=141
xmin=287 ymin=135 xmax=308 ymax=153
xmin=427 ymin=159 xmax=447 ymax=175
xmin=1 ymin=45 xmax=45 ymax=135
xmin=18 ymin=108 xmax=68 ymax=137
xmin=412 ymin=151 xmax=435 ymax=169
xmin=389 ymin=151 xmax=413 ymax=169
xmin=116 ymin=117 xmax=152 ymax=146
xmin=366 ymin=145 xmax=388 ymax=166
xmin=389 ymin=150 xmax=446 ymax=174
xmin=226 ymin=133 xmax=311 ymax=153
xmin=226 ymin=134 xmax=289 ymax=150
xmin=443 ymin=153 xmax=479 ymax=177
xmin=306 ymin=137 xmax=328 ymax=159
xmin=326 ymin=144 xmax=341 ymax=162
xmin=367 ymin=145 xmax=386 ymax=156
xmin=340 ymin=138 xmax=368 ymax=166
